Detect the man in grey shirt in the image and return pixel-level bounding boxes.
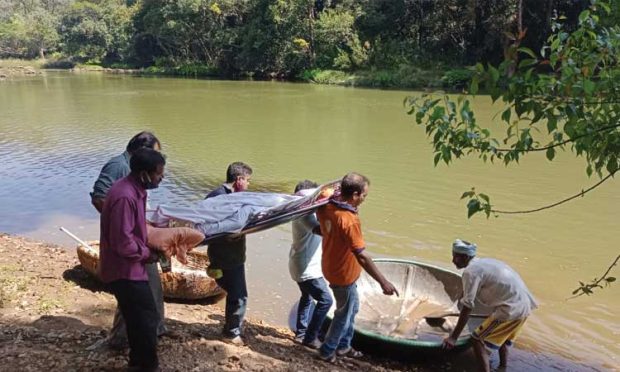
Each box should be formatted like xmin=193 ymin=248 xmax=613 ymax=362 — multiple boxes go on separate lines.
xmin=88 ymin=131 xmax=168 ymax=350
xmin=288 ymin=180 xmax=333 ymax=349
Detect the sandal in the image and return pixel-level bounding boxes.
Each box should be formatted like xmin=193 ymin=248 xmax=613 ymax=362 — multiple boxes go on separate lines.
xmin=336 ymin=347 xmax=363 ymax=358
xmin=318 ymin=352 xmax=337 ymax=363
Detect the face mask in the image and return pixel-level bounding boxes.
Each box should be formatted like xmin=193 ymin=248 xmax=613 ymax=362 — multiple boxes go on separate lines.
xmin=141 ymin=173 xmax=159 ymax=190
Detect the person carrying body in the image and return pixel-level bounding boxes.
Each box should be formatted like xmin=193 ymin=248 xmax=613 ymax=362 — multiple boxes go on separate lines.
xmin=316 ymin=172 xmax=399 ymax=362
xmin=88 ymin=131 xmax=169 ymax=350
xmin=99 ymin=148 xmax=166 ymax=371
xmin=205 ymin=161 xmax=253 ymax=345
xmin=288 ymin=180 xmax=333 ymax=349
xmin=442 ymin=239 xmax=538 ymax=372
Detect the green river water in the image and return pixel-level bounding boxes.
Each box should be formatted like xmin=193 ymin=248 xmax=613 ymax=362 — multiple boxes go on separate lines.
xmin=0 ymin=72 xmax=617 ymax=370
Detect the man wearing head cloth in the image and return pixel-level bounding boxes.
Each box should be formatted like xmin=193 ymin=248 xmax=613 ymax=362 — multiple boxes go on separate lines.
xmin=442 ymin=239 xmax=538 ymax=372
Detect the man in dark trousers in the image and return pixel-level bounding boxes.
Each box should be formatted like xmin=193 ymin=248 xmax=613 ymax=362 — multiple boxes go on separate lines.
xmin=88 ymin=131 xmax=168 ymax=351
xmin=99 ymin=148 xmax=166 ymax=371
xmin=205 ymin=161 xmax=253 ymax=345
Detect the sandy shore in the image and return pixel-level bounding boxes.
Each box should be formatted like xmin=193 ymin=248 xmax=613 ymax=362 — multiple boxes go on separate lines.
xmin=0 ymin=233 xmax=441 ymax=372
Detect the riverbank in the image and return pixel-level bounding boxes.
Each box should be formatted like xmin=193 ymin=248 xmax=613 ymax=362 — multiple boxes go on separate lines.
xmin=0 ymin=58 xmax=470 ymax=90
xmin=0 ymin=59 xmax=43 ymax=79
xmin=0 ymin=233 xmax=443 ymax=371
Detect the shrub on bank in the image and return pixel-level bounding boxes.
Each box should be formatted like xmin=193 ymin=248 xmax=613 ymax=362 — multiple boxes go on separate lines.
xmin=441 ymin=68 xmax=474 ymax=89
xmin=42 ymin=59 xmax=76 ymax=69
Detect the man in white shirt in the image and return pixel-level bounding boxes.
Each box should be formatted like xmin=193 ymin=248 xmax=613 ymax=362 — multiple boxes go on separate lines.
xmin=288 ymin=180 xmax=333 ymax=349
xmin=442 ymin=239 xmax=538 ymax=372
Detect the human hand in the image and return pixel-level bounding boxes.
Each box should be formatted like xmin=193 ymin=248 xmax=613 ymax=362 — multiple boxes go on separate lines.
xmin=381 ymin=281 xmax=399 ymax=297
xmin=442 ymin=336 xmax=456 ymax=350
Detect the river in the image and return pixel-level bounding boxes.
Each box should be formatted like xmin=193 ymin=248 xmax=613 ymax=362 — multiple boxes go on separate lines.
xmin=0 ymin=72 xmax=617 ymax=371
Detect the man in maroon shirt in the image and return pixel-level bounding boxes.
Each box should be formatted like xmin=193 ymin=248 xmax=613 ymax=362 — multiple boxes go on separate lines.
xmin=99 ymin=148 xmax=166 ymax=371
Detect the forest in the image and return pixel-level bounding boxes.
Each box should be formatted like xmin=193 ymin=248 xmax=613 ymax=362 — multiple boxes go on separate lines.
xmin=1 ymin=0 xmax=617 ymax=87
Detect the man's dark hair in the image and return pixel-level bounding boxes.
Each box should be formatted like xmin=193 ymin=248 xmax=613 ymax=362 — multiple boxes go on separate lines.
xmin=126 ymin=131 xmax=161 ymax=154
xmin=130 ymin=148 xmax=166 ymax=173
xmin=340 ymin=172 xmax=370 ymax=198
xmin=226 ymin=162 xmax=253 ymax=183
xmin=294 ymin=180 xmax=318 ymax=193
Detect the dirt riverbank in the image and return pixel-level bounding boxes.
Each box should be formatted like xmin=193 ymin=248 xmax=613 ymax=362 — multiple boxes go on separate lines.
xmin=0 ymin=233 xmax=445 ymax=372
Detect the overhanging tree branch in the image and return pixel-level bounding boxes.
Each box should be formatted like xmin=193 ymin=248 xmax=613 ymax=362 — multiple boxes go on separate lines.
xmin=491 ymin=171 xmax=616 ymax=214
xmin=569 ymin=253 xmax=619 ymax=298
xmin=485 ymin=120 xmax=620 ymax=153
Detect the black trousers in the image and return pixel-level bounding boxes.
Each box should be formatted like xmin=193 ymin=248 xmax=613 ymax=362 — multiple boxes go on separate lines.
xmin=110 ymin=279 xmax=159 ymax=370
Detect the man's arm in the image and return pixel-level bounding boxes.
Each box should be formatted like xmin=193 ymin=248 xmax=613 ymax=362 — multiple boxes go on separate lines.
xmin=92 ymin=159 xmax=128 ymax=212
xmin=442 ymin=306 xmax=472 ymax=349
xmin=91 ymin=196 xmax=105 ymax=213
xmin=354 ymin=250 xmax=399 ymax=296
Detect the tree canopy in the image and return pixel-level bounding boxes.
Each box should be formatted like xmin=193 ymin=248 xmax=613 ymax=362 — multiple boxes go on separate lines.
xmin=0 ymin=0 xmax=606 ymax=78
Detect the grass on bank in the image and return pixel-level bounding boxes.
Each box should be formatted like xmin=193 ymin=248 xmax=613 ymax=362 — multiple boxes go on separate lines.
xmin=1 ymin=57 xmax=474 ymax=90
xmin=0 ymin=58 xmax=46 ymax=69
xmin=298 ymin=66 xmax=473 ymax=90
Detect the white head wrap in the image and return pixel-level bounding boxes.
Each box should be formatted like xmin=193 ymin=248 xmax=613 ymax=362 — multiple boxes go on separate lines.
xmin=452 ymin=239 xmax=477 ymax=257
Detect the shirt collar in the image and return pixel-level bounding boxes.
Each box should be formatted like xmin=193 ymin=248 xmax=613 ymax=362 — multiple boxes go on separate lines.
xmin=128 ymin=173 xmax=147 ymax=199
xmin=222 ymin=183 xmax=234 ymax=193
xmin=329 ymin=198 xmax=358 ymax=213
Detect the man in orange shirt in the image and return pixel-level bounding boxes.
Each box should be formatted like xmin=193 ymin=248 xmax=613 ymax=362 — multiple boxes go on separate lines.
xmin=316 ymin=172 xmax=399 ymax=362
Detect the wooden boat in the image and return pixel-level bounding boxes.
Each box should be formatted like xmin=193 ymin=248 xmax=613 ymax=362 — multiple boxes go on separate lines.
xmin=76 ymin=241 xmax=224 ymax=300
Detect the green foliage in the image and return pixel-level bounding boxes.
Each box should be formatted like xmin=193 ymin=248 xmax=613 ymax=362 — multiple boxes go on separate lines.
xmin=42 ymin=57 xmax=76 ymax=68
xmin=441 ymin=68 xmax=474 ymax=89
xmin=297 ymin=69 xmax=350 ymax=84
xmin=0 ymin=8 xmax=60 ymax=58
xmin=2 ymin=0 xmax=605 ymax=81
xmin=59 ymin=0 xmax=137 ymax=63
xmin=314 ymin=6 xmax=366 ymax=70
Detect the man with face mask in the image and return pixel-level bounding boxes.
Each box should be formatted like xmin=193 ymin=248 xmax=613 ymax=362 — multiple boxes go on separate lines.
xmin=88 ymin=131 xmax=169 ymax=351
xmin=99 ymin=148 xmax=166 ymax=372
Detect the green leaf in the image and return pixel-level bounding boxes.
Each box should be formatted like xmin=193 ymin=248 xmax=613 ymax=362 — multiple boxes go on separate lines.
xmin=460 ymin=190 xmax=475 ymax=199
xmin=546 ymin=116 xmax=557 ymax=133
xmin=606 ymin=277 xmax=616 ymax=282
xmin=478 ymin=193 xmax=490 ymax=203
xmin=467 ymin=199 xmax=481 ymax=218
xmin=518 ymin=47 xmax=537 ymax=59
xmin=488 ymin=65 xmax=499 ymax=83
xmin=501 ymin=108 xmax=511 ymax=123
xmin=606 ymin=158 xmax=618 ymax=174
xmin=470 ymin=76 xmax=479 ymax=95
xmin=583 ymin=79 xmax=595 ymax=95
xmin=546 ymin=147 xmax=556 ymax=161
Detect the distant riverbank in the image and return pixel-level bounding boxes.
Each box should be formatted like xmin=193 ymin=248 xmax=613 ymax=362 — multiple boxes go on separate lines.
xmin=0 ymin=58 xmax=471 ymax=90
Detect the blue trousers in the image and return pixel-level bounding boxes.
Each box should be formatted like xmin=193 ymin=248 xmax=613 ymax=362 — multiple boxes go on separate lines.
xmin=215 ymin=264 xmax=248 ymax=338
xmin=296 ymin=277 xmax=333 ymax=343
xmin=319 ymin=282 xmax=359 ymax=357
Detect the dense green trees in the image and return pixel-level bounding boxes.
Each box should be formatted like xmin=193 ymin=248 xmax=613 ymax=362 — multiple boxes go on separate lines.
xmin=59 ymin=0 xmax=137 ymax=63
xmin=1 ymin=0 xmax=617 ymax=80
